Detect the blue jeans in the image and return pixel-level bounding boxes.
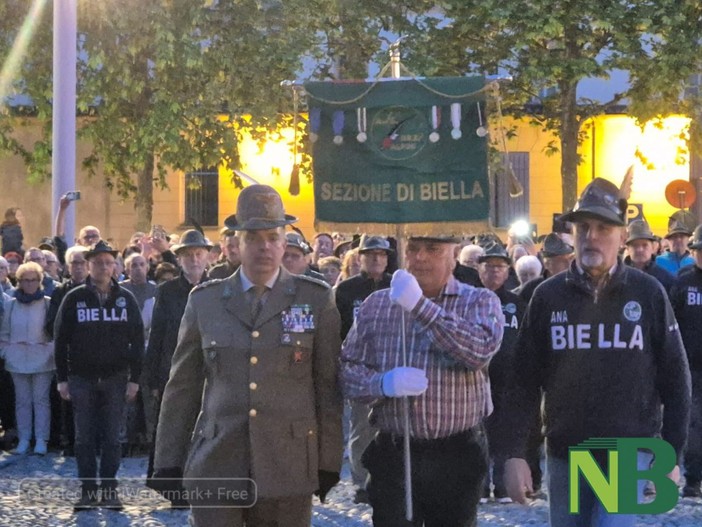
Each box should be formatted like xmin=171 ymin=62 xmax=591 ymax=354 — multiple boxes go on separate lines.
xmin=547 ymin=451 xmax=652 ymax=527
xmin=70 ymin=374 xmax=127 ymax=490
xmin=684 ymin=370 xmax=702 ymax=486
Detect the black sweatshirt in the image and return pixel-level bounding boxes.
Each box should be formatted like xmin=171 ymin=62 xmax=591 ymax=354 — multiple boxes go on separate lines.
xmin=670 ymin=265 xmax=702 ymax=371
xmin=334 ymin=271 xmax=391 ymax=340
xmin=496 ymin=260 xmax=691 ymax=461
xmin=54 ymin=277 xmax=144 ymax=383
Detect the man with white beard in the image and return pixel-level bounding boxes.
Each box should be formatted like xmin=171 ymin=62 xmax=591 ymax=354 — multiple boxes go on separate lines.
xmin=498 ymin=178 xmax=691 ymax=527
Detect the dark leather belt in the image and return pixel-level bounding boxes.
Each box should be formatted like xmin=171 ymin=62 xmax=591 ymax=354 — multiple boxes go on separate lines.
xmin=377 ymin=425 xmax=483 ymax=451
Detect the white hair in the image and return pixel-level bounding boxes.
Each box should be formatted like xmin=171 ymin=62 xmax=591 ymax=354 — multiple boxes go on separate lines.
xmin=515 ymin=255 xmax=543 ymax=285
xmin=65 ymin=245 xmax=89 ymax=263
xmin=458 ymin=244 xmax=484 ymax=267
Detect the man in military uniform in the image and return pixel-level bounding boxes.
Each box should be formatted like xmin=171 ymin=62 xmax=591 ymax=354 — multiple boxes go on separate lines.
xmin=500 ymin=178 xmax=691 ymax=527
xmin=152 ymin=185 xmax=343 ymax=526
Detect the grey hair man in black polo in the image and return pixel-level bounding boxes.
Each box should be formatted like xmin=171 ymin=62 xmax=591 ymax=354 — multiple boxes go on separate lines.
xmin=500 ymin=178 xmax=690 ymax=527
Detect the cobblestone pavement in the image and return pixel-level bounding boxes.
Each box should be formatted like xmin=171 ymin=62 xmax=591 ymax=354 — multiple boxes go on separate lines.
xmin=1 ymin=451 xmax=701 ymax=526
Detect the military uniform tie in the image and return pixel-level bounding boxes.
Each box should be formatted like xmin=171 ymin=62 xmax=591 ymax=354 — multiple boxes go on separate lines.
xmin=251 ymin=285 xmax=267 ymax=320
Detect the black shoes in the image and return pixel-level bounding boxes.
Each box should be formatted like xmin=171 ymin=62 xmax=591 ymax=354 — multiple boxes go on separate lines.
xmin=73 ymin=489 xmax=100 ymax=513
xmin=73 ymin=487 xmax=124 ymax=512
xmin=682 ymin=484 xmax=702 ymax=498
xmin=100 ymin=487 xmax=124 ymax=510
xmin=353 ymin=488 xmax=370 ymax=504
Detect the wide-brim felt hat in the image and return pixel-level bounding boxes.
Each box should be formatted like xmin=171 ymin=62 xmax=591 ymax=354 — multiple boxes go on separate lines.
xmin=224 ymin=184 xmax=297 ymax=231
xmin=540 ymin=233 xmax=574 ymax=257
xmin=85 ymin=240 xmax=118 ymax=260
xmin=478 ymin=242 xmax=512 ymax=264
xmin=285 ymin=232 xmax=312 ymax=254
xmin=665 ymin=221 xmax=693 ymax=240
xmin=358 ymin=234 xmax=394 ymax=254
xmin=625 ymin=220 xmax=656 ymax=245
xmin=688 ymin=225 xmax=702 ymax=250
xmin=557 ymin=178 xmax=627 ymax=226
xmin=38 ymin=237 xmax=56 ymax=251
xmin=666 ymin=210 xmax=696 ymax=239
xmin=333 ymin=240 xmax=353 ymax=258
xmin=172 ymin=229 xmax=213 ymax=255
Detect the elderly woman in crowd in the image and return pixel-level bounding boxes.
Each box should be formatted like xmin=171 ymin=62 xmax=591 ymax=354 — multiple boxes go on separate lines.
xmin=459 ymin=244 xmax=485 ymax=270
xmin=0 ymin=262 xmax=53 ymax=455
xmin=514 ymin=255 xmax=543 ymax=292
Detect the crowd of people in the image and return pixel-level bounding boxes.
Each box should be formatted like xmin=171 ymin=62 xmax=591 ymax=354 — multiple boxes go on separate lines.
xmin=0 ymin=179 xmax=700 ymax=526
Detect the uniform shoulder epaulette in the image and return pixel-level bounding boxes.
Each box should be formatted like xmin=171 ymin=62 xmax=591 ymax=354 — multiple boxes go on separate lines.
xmin=191 ymin=278 xmax=224 ymax=293
xmin=295 ymin=273 xmax=331 ymax=290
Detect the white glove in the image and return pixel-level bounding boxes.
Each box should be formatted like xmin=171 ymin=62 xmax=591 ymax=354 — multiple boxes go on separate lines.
xmin=389 ymin=269 xmax=423 ymax=311
xmin=381 ymin=367 xmax=429 ymax=397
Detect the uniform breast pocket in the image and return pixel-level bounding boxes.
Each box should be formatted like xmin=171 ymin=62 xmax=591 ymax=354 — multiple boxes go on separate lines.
xmin=200 ymin=329 xmax=234 ymax=375
xmin=283 ymin=333 xmax=314 ymax=378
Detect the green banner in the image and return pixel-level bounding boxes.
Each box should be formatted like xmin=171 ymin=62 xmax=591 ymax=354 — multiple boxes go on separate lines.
xmin=305 ymin=76 xmax=491 ymax=234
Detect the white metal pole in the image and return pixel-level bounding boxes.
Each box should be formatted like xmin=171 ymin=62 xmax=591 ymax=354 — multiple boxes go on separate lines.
xmin=390 ymin=39 xmax=413 ymax=522
xmin=52 ymin=0 xmax=77 ymax=245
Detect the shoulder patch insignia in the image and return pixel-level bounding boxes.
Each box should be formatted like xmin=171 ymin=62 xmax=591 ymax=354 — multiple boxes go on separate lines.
xmin=295 ymin=274 xmax=331 ymax=289
xmin=191 ymin=278 xmax=224 ymax=293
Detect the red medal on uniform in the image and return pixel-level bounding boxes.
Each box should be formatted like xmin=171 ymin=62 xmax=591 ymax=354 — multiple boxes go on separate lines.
xmin=294 ymin=350 xmax=304 ymax=363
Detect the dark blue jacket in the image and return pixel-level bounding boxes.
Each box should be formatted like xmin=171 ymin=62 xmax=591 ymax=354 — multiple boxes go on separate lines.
xmin=670 ymin=265 xmax=702 ymax=371
xmin=54 ymin=277 xmax=143 ymax=383
xmin=498 ymin=260 xmax=690 ymax=462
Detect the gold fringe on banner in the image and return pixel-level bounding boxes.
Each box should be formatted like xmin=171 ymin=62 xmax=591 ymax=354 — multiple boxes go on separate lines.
xmin=314 ymin=220 xmax=492 ymax=239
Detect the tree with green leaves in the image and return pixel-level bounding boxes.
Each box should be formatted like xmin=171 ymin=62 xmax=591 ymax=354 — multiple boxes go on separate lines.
xmin=1 ymin=1 xmax=701 ymax=221
xmin=403 ymin=1 xmax=702 ymax=209
xmin=0 ymin=0 xmax=315 ymax=230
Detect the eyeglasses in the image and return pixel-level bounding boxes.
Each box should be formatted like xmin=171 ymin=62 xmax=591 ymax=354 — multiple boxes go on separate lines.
xmin=90 ymin=260 xmax=116 ymax=267
xmin=19 ymin=278 xmax=40 ymax=283
xmin=27 ymin=257 xmax=45 ymax=263
xmin=484 ymin=264 xmax=509 ymax=270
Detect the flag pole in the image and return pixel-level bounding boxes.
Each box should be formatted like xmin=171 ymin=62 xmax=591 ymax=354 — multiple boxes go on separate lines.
xmin=390 ymin=39 xmax=413 ymax=523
